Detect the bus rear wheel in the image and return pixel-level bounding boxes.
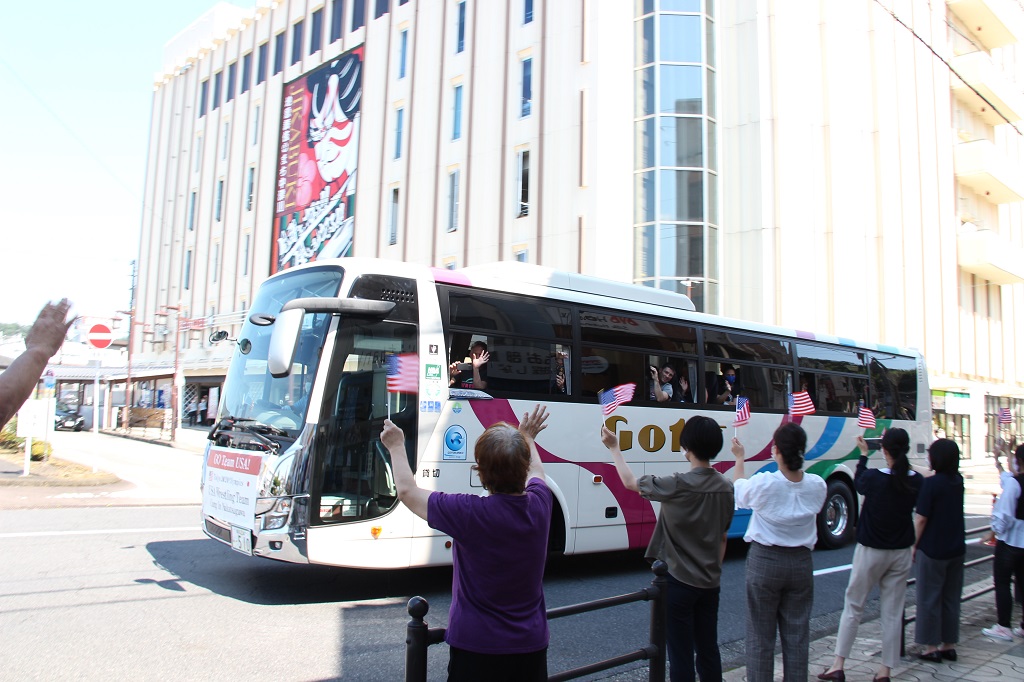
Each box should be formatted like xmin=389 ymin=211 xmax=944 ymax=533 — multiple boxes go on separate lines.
xmin=817 ymin=479 xmax=855 ymax=549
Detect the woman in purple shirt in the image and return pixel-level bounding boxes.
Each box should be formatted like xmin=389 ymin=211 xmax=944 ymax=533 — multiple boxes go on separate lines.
xmin=381 ymin=405 xmax=552 ymax=681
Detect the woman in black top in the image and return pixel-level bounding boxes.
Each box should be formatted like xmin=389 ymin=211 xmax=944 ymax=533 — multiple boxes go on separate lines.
xmin=819 ymin=428 xmax=922 ymax=682
xmin=912 ymin=439 xmax=965 ymax=662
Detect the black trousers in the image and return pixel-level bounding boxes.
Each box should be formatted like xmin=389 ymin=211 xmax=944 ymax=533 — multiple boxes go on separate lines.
xmin=994 ymin=540 xmax=1024 ymax=628
xmin=447 ymin=645 xmax=547 ymax=682
xmin=666 ymin=573 xmax=722 ymax=682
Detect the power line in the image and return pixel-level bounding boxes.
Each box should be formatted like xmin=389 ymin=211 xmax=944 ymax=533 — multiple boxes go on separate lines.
xmin=875 ymin=0 xmax=1022 ymax=135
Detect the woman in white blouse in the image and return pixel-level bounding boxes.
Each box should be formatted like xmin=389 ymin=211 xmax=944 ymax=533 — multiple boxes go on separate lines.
xmin=731 ymin=423 xmax=827 ymax=682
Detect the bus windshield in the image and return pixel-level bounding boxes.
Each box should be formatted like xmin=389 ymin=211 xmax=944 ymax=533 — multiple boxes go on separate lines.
xmin=218 ymin=268 xmax=343 ymax=440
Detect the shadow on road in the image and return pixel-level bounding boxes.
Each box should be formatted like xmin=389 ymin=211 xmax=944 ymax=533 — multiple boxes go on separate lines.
xmin=145 ymin=538 xmax=455 ymax=606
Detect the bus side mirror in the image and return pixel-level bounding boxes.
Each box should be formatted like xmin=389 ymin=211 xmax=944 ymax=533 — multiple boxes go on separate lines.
xmin=268 ymin=308 xmax=305 ymax=377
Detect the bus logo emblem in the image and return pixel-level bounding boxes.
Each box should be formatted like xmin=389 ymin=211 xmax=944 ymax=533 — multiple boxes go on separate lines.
xmin=443 ymin=425 xmax=468 ymax=460
xmin=425 ymin=364 xmax=442 ymax=380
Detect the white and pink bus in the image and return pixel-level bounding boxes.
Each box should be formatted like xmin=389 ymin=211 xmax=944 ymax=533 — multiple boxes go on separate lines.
xmin=200 ymin=257 xmax=930 ymax=568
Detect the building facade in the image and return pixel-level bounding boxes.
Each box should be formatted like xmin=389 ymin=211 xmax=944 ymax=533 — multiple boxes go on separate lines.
xmin=134 ymin=0 xmax=1024 ymax=458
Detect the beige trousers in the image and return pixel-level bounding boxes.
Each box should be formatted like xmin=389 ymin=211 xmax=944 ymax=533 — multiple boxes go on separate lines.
xmin=834 ymin=543 xmax=913 ymax=669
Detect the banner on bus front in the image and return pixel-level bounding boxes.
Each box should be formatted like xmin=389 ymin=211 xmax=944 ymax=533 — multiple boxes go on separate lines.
xmin=203 ymin=447 xmax=263 ymax=532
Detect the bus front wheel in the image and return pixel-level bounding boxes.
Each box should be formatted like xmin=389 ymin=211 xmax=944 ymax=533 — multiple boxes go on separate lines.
xmin=817 ymin=479 xmax=855 ymax=549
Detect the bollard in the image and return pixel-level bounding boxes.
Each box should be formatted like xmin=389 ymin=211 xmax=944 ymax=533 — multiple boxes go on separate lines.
xmin=648 ymin=560 xmax=668 ymax=682
xmin=405 ymin=596 xmax=430 ymax=682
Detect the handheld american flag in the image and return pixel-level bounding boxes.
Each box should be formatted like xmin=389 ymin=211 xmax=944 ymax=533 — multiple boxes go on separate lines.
xmin=999 ymin=407 xmax=1013 ymax=425
xmin=733 ymin=397 xmax=750 ymax=427
xmin=788 ymin=391 xmax=815 ymax=416
xmin=598 ymin=383 xmax=636 ymax=416
xmin=385 ymin=353 xmax=419 ymax=393
xmin=857 ymin=405 xmax=877 ymax=429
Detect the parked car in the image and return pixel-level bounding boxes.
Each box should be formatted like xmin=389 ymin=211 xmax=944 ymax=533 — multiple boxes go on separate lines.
xmin=55 ymin=402 xmax=85 ymax=431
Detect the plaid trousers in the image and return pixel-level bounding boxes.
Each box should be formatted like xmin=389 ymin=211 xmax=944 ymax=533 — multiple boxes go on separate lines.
xmin=745 ymin=542 xmax=814 ymax=682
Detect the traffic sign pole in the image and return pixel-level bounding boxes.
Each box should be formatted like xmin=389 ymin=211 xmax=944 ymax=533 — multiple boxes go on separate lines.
xmin=86 ymin=323 xmax=113 ymax=434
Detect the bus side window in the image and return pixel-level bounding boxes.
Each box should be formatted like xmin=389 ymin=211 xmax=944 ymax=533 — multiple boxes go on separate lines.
xmin=581 ymin=347 xmax=641 ymax=399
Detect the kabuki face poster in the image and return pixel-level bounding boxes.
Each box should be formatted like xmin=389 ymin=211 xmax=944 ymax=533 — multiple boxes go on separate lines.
xmin=271 ymin=46 xmax=363 ymax=273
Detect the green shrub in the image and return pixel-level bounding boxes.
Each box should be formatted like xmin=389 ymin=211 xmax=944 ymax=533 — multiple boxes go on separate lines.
xmin=0 ymin=419 xmax=24 ymax=450
xmin=31 ymin=440 xmax=53 ymax=461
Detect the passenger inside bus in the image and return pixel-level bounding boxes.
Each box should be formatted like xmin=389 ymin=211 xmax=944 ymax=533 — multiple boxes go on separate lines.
xmin=675 ymin=367 xmax=695 ymax=403
xmin=648 ymin=362 xmax=676 ymax=402
xmin=449 ymin=338 xmax=490 ymax=390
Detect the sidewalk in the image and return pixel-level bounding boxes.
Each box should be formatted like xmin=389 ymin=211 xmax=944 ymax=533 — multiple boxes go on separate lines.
xmin=0 ymin=427 xmax=207 ymax=507
xmin=102 ymin=423 xmax=213 ymax=455
xmin=723 ymin=578 xmax=1020 ymax=681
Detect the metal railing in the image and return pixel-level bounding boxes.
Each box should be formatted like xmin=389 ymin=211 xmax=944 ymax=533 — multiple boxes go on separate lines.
xmin=900 ymin=524 xmax=993 ymax=656
xmin=405 ymin=560 xmax=668 ymax=682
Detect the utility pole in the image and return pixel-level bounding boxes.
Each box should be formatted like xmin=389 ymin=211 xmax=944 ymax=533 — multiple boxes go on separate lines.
xmin=117 ymin=309 xmax=135 ymax=431
xmin=160 ymin=305 xmax=184 ymax=442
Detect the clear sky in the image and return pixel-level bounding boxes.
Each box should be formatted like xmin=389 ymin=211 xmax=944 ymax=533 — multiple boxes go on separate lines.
xmin=0 ymin=0 xmax=252 ymax=326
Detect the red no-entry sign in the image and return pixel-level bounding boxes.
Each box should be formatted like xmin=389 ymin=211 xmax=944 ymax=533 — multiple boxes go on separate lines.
xmin=87 ymin=323 xmax=113 ymax=349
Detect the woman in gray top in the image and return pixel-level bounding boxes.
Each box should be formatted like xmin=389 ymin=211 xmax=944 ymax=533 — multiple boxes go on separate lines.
xmin=604 ymin=415 xmax=735 ymax=682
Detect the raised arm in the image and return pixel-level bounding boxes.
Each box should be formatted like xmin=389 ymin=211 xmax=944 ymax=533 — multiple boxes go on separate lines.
xmin=602 ymin=425 xmax=640 ymax=492
xmin=731 ymin=437 xmax=747 ymax=481
xmin=0 ymin=300 xmax=74 ymax=429
xmin=471 ymin=350 xmax=489 ymax=390
xmin=380 ymin=419 xmax=430 ymax=521
xmin=519 ymin=404 xmax=549 ymax=482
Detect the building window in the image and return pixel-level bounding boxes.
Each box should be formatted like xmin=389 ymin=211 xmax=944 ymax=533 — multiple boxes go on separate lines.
xmin=330 ymin=0 xmax=344 ymax=42
xmin=516 ymin=150 xmax=530 ymax=217
xmin=274 ymin=32 xmax=285 ymax=74
xmin=456 ymin=1 xmax=466 ymax=53
xmin=257 ymin=43 xmax=268 ymax=84
xmin=375 ymin=0 xmax=389 ymax=19
xmin=226 ymin=63 xmax=236 ymax=102
xmin=221 ymin=122 xmax=229 ymax=159
xmin=212 ymin=243 xmax=220 ymax=283
xmin=452 ymin=84 xmax=463 ymax=140
xmin=252 ymin=105 xmax=261 ymax=145
xmin=188 ymin=191 xmax=197 ymax=230
xmin=525 ymin=0 xmax=533 ymax=23
xmin=515 ymin=249 xmax=528 ymax=262
xmin=242 ymin=234 xmax=250 ymax=276
xmin=240 ymin=53 xmax=251 ymax=94
xmin=198 ymin=80 xmax=208 ymax=117
xmin=291 ymin=21 xmax=304 ymax=65
xmin=311 ymin=9 xmax=323 ymax=53
xmin=447 ymin=170 xmax=460 ymax=232
xmin=351 ymin=0 xmax=365 ymax=30
xmin=246 ymin=167 xmax=255 ymax=210
xmin=215 ymin=180 xmax=224 ymax=221
xmin=389 ymin=188 xmax=399 ymax=245
xmin=521 ymin=58 xmax=532 ymax=117
xmin=184 ymin=250 xmax=192 ymax=290
xmin=212 ymin=71 xmax=222 ymax=109
xmin=399 ymin=29 xmax=408 ymax=78
xmin=394 ymin=107 xmax=404 ymax=159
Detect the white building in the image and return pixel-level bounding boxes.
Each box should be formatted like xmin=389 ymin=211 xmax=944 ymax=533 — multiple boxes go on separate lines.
xmin=134 ymin=0 xmax=1024 ymax=458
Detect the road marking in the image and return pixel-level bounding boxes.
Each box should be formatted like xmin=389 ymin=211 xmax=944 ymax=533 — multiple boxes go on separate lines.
xmin=0 ymin=526 xmax=197 ymax=539
xmin=813 ymin=536 xmax=988 ymax=577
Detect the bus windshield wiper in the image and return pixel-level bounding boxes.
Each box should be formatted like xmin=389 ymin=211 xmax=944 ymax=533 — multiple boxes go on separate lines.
xmin=227 ymin=417 xmax=290 ymax=437
xmin=209 ymin=417 xmax=287 ymax=452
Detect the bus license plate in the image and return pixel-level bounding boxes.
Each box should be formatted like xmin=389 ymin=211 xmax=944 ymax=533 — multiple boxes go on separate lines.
xmin=230 ymin=525 xmax=252 ymax=555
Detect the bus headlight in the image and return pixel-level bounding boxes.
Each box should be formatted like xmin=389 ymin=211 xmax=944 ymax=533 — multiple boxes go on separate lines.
xmin=263 ymin=514 xmax=288 ymax=530
xmin=260 ymin=497 xmax=293 ymax=530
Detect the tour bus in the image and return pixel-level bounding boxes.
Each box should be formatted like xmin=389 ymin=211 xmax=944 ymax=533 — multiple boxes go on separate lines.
xmin=200 ymin=257 xmax=930 ymax=568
